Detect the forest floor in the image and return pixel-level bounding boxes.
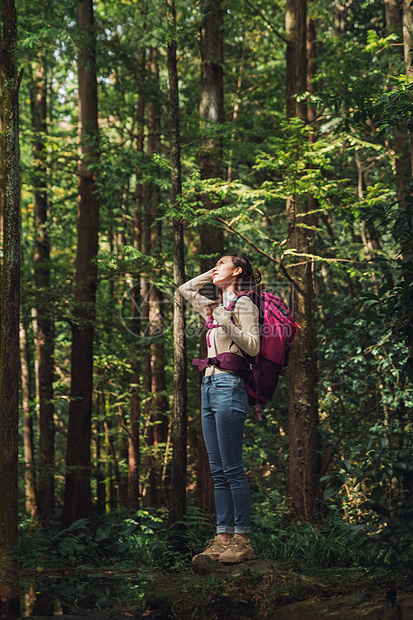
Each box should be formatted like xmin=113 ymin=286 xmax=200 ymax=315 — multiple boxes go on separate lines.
xmin=20 ymin=558 xmax=413 ymax=619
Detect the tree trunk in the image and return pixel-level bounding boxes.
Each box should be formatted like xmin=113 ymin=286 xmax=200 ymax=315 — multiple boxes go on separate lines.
xmin=128 ymin=366 xmax=140 ymax=509
xmin=105 ymin=392 xmax=113 ymax=512
xmin=118 ymin=414 xmax=129 ymax=508
xmin=139 ymin=47 xmax=169 ymax=509
xmin=285 ymin=0 xmax=319 ymax=520
xmin=195 ymin=0 xmax=225 ymax=515
xmin=20 ymin=319 xmax=37 ymax=518
xmin=227 ymin=42 xmax=246 ymax=183
xmin=200 ymin=0 xmax=224 ymax=183
xmin=140 ymin=54 xmax=154 ymax=505
xmin=0 ymin=0 xmax=22 ymax=613
xmin=128 ymin=50 xmax=145 ymax=511
xmin=142 ymin=295 xmax=155 ymax=507
xmin=103 ymin=396 xmax=126 ymax=509
xmin=403 ymin=0 xmax=413 ymax=170
xmin=167 ymin=0 xmax=187 ymax=532
xmin=62 ymin=0 xmax=99 ymax=529
xmin=306 ymin=8 xmax=317 ymax=127
xmin=30 ymin=53 xmax=55 ymax=522
xmin=94 ymin=392 xmax=105 ymax=513
xmin=0 ymin=101 xmax=3 ymax=246
xmin=386 ymin=0 xmax=412 ymax=261
xmin=386 ymin=0 xmax=402 ymax=26
xmin=148 ymin=47 xmax=169 ymax=506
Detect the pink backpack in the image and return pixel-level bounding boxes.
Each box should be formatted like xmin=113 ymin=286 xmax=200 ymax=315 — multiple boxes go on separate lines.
xmin=193 ymin=290 xmax=297 ymax=419
xmin=226 ymin=291 xmax=297 ymax=420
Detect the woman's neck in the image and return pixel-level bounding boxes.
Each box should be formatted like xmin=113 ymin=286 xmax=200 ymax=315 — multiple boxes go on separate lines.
xmin=220 ymin=282 xmax=235 ymax=294
xmin=222 ymin=285 xmax=236 ymax=307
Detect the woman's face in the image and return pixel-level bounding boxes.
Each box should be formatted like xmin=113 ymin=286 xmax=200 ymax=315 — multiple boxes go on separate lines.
xmin=212 ymin=256 xmax=242 ymax=288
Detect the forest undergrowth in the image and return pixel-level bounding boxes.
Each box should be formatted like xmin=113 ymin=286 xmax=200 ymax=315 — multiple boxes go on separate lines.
xmin=19 ymin=501 xmax=413 ymax=616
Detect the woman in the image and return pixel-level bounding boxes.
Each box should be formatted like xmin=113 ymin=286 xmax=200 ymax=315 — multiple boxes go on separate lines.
xmin=179 ymin=254 xmax=261 ymax=564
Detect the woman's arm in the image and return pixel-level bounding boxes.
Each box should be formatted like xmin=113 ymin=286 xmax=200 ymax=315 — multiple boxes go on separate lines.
xmin=212 ymin=296 xmax=260 ymax=357
xmin=178 ymin=268 xmax=215 ymax=320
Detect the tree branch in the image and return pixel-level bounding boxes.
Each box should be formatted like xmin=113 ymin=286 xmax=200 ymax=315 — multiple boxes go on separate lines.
xmin=216 ymin=215 xmax=278 ymax=263
xmin=215 ymin=215 xmax=297 ymax=284
xmin=243 ymin=0 xmax=288 ymax=44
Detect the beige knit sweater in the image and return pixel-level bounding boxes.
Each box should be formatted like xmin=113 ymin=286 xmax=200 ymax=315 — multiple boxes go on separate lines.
xmin=179 ymin=268 xmax=260 ymax=376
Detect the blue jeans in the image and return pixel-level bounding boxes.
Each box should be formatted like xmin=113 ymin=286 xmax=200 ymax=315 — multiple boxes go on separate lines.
xmin=201 ymin=373 xmax=250 ymax=534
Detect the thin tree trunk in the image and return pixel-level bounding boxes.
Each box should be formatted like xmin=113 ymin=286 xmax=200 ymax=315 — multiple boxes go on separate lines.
xmin=128 ymin=50 xmax=146 ymax=511
xmin=385 ymin=0 xmax=410 ymax=199
xmin=129 ymin=367 xmax=140 ymax=509
xmin=147 ymin=47 xmax=169 ymax=507
xmin=142 ymin=302 xmax=155 ymax=507
xmin=386 ymin=0 xmax=412 ymax=263
xmin=20 ymin=319 xmax=37 ymax=518
xmin=285 ymin=0 xmax=319 ymax=520
xmin=94 ymin=391 xmax=105 ymax=513
xmin=140 ymin=55 xmax=155 ymax=504
xmin=30 ymin=53 xmax=55 ymax=522
xmin=355 ymin=151 xmax=394 ymax=287
xmin=403 ymin=0 xmax=413 ymax=170
xmin=334 ymin=1 xmax=346 ymax=35
xmin=62 ymin=0 xmax=99 ymax=528
xmin=227 ymin=41 xmax=245 ymax=183
xmin=105 ymin=392 xmax=112 ymax=512
xmin=103 ymin=396 xmax=125 ymax=508
xmin=167 ymin=0 xmax=187 ymax=532
xmin=118 ymin=410 xmax=129 ymax=508
xmin=0 ymin=101 xmax=3 ymax=246
xmin=306 ymin=8 xmax=317 ymax=127
xmin=0 ymin=0 xmax=22 ymax=613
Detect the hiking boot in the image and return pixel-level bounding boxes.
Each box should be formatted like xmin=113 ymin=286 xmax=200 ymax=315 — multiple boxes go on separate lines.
xmin=217 ymin=534 xmax=256 ymax=564
xmin=192 ymin=537 xmax=230 ymax=562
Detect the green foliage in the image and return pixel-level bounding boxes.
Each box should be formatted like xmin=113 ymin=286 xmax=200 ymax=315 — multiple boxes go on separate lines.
xmin=13 ymin=0 xmax=413 ymax=610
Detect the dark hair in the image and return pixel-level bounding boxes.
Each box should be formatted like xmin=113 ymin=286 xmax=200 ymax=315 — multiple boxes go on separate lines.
xmin=227 ymin=253 xmax=262 ymax=294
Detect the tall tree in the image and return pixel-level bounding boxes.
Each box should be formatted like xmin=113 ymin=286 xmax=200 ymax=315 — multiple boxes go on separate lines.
xmin=0 ymin=100 xmax=3 ymax=245
xmin=385 ymin=0 xmax=412 ymax=214
xmin=285 ymin=0 xmax=319 ymax=519
xmin=30 ymin=53 xmax=55 ymax=521
xmin=196 ymin=0 xmax=224 ymax=514
xmin=403 ymin=0 xmax=413 ymax=170
xmin=145 ymin=47 xmax=169 ymax=508
xmin=0 ymin=0 xmax=22 ymax=613
xmin=20 ymin=318 xmax=37 ymax=517
xmin=140 ymin=53 xmax=155 ymax=506
xmin=128 ymin=49 xmax=146 ymax=511
xmin=62 ymin=0 xmax=100 ymax=528
xmin=167 ymin=0 xmax=187 ymax=531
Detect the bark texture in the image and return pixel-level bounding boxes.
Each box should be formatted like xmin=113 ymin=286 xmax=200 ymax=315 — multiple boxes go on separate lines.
xmin=403 ymin=0 xmax=413 ymax=170
xmin=144 ymin=48 xmax=169 ymax=508
xmin=386 ymin=0 xmax=412 ymax=221
xmin=0 ymin=101 xmax=3 ymax=245
xmin=30 ymin=54 xmax=55 ymax=521
xmin=0 ymin=0 xmax=21 ymax=613
xmin=128 ymin=52 xmax=146 ymax=510
xmin=196 ymin=0 xmax=225 ymax=514
xmin=286 ymin=0 xmax=319 ymax=520
xmin=20 ymin=319 xmax=37 ymax=517
xmin=149 ymin=48 xmax=169 ymax=505
xmin=167 ymin=0 xmax=187 ymax=531
xmin=62 ymin=0 xmax=99 ymax=528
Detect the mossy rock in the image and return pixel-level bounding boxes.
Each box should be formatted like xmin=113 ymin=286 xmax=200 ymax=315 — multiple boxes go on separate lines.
xmin=144 ymin=560 xmax=332 ymax=619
